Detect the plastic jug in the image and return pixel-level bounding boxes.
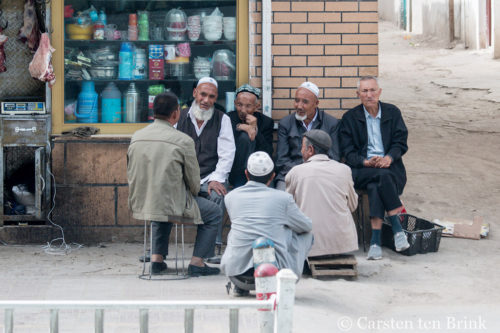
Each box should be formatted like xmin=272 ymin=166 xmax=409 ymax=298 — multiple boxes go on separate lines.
xmin=119 ymin=42 xmax=133 ymax=80
xmin=75 ymin=81 xmax=98 ymax=123
xmin=101 ymin=82 xmax=122 ymax=123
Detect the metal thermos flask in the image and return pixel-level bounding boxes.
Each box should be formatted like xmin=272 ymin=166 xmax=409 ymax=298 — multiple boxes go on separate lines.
xmin=124 ymin=83 xmax=141 ymax=122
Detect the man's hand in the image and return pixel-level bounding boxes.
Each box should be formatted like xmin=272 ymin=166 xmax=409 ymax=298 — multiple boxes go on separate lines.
xmin=245 ymin=114 xmax=257 ymax=127
xmin=363 ymin=156 xmax=381 ymax=168
xmin=237 ymin=115 xmax=258 ymax=141
xmin=375 ymin=155 xmax=392 ymax=168
xmin=208 ymin=180 xmax=227 ymax=196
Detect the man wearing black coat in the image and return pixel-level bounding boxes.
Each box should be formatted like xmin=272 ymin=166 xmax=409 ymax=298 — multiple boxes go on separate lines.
xmin=340 ymin=76 xmax=410 ymax=260
xmin=227 ymin=84 xmax=274 ymax=188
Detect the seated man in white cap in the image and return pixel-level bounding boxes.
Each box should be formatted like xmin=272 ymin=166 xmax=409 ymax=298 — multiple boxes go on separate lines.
xmin=275 ymin=81 xmax=340 ymax=190
xmin=177 ymin=77 xmax=236 ymax=262
xmin=222 ymin=151 xmax=313 ymax=295
xmin=286 ymin=130 xmax=359 ymax=262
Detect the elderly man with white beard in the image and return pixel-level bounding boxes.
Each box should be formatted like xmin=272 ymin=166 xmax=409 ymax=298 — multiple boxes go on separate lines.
xmin=177 ymin=77 xmax=236 ymax=262
xmin=275 ymin=81 xmax=340 ymax=190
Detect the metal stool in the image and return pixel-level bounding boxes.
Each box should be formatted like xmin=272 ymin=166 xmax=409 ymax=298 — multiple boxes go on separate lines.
xmin=139 ymin=220 xmax=189 ymax=280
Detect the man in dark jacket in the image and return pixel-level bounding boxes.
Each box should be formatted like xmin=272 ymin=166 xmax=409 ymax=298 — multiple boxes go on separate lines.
xmin=227 ymin=84 xmax=274 ymax=188
xmin=275 ymin=81 xmax=340 ymax=190
xmin=339 ymin=76 xmax=409 ymax=260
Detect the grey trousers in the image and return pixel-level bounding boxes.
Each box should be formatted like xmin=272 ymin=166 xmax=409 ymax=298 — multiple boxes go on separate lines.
xmin=275 ymin=180 xmax=286 ymax=191
xmin=198 ymin=181 xmax=228 ymax=245
xmin=152 ymin=196 xmax=222 ymax=259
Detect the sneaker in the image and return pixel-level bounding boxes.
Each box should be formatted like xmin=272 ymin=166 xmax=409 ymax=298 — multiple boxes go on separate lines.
xmin=367 ymin=244 xmax=382 ymax=260
xmin=188 ymin=264 xmax=221 ymax=277
xmin=206 ymin=256 xmax=221 ymax=264
xmin=233 ymin=285 xmax=250 ymax=297
xmin=151 ymin=262 xmax=167 ymax=275
xmin=394 ymin=232 xmax=410 ymax=252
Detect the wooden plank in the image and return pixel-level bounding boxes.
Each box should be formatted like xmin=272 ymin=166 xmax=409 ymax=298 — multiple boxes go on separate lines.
xmin=311 ymin=268 xmax=357 ymax=277
xmin=309 ymin=258 xmax=357 ymax=265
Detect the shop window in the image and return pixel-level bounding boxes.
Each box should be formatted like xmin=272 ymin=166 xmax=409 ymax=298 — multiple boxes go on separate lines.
xmin=57 ymin=0 xmax=246 ymax=133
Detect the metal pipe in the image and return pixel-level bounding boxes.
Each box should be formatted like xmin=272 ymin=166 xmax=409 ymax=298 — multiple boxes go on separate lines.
xmin=95 ymin=309 xmax=104 ymax=333
xmin=261 ymin=0 xmax=272 ymax=118
xmin=229 ymin=308 xmax=239 ymax=333
xmin=4 ymin=309 xmax=13 ymax=333
xmin=0 ymin=300 xmax=275 ymax=310
xmin=50 ymin=309 xmax=59 ymax=333
xmin=184 ymin=308 xmax=194 ymax=333
xmin=139 ymin=308 xmax=148 ymax=333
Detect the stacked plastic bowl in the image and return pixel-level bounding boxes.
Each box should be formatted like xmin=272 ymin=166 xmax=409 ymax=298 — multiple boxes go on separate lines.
xmin=187 ymin=15 xmax=201 ymax=41
xmin=193 ymin=56 xmax=212 ymax=79
xmin=223 ymin=17 xmax=236 ymax=41
xmin=202 ymin=16 xmax=223 ymax=41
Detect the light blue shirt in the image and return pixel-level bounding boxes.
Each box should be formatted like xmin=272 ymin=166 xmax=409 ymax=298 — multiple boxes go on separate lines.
xmin=301 ymin=110 xmax=318 ymax=131
xmin=364 ymin=104 xmax=385 ymax=159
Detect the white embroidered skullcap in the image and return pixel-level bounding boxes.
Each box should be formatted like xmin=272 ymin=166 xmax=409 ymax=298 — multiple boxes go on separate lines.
xmin=299 ymin=81 xmax=319 ymax=98
xmin=247 ymin=151 xmax=274 ymax=177
xmin=197 ymin=77 xmax=218 ymax=88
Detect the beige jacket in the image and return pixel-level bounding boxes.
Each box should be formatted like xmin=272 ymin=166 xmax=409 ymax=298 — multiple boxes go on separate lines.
xmin=127 ymin=119 xmax=202 ymax=224
xmin=286 ymin=154 xmax=358 ymax=256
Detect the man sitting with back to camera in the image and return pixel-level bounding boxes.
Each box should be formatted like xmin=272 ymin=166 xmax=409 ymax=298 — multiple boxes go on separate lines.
xmin=286 ymin=130 xmax=359 ymax=262
xmin=227 ymin=84 xmax=274 ymax=188
xmin=221 ymin=152 xmax=313 ymax=296
xmin=127 ymin=92 xmax=221 ymax=276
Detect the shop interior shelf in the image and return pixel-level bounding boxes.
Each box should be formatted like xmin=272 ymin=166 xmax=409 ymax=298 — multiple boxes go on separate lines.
xmin=64 ymin=39 xmax=236 ymax=47
xmin=64 ymin=78 xmax=236 ymax=84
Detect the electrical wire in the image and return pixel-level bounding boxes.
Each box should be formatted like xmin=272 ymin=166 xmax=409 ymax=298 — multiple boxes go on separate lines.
xmin=41 ymin=140 xmax=83 ymax=255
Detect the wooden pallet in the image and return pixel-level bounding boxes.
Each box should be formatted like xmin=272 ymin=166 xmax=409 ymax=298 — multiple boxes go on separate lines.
xmin=309 ymin=254 xmax=358 ymax=278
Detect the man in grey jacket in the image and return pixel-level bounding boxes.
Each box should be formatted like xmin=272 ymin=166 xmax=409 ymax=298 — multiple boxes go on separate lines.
xmin=221 ymin=152 xmax=313 ymax=295
xmin=275 ymin=81 xmax=340 ymax=190
xmin=127 ymin=92 xmax=221 ymax=276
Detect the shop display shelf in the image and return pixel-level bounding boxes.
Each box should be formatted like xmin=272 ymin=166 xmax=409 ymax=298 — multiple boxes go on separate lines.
xmin=64 ymin=39 xmax=236 ymax=47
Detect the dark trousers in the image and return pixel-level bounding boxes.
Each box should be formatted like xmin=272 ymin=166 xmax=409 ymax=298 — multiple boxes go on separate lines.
xmin=229 ymin=131 xmax=256 ymax=188
xmin=352 ymin=167 xmax=404 ymax=219
xmin=152 ymin=196 xmax=222 ymax=259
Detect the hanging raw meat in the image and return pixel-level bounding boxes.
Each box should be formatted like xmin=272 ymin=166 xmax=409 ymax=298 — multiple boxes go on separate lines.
xmin=29 ymin=33 xmax=56 ymax=87
xmin=18 ymin=0 xmax=40 ymax=52
xmin=0 ymin=27 xmax=7 ymax=73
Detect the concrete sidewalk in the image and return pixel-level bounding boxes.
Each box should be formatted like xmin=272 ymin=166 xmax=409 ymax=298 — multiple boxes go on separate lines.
xmin=1 ymin=241 xmax=499 ymax=332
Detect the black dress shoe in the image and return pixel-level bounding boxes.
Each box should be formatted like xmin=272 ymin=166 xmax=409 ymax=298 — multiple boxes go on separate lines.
xmin=188 ymin=264 xmax=220 ymax=277
xmin=151 ymin=262 xmax=167 ymax=275
xmin=233 ymin=285 xmax=250 ymax=297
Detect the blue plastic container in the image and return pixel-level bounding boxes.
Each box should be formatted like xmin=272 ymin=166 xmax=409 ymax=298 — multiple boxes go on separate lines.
xmin=101 ymin=82 xmax=122 ymax=123
xmin=119 ymin=42 xmax=133 ymax=80
xmin=75 ymin=81 xmax=98 ymax=123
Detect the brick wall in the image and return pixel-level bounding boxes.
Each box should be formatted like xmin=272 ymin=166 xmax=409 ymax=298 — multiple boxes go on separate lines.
xmin=249 ymin=0 xmax=379 ymax=120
